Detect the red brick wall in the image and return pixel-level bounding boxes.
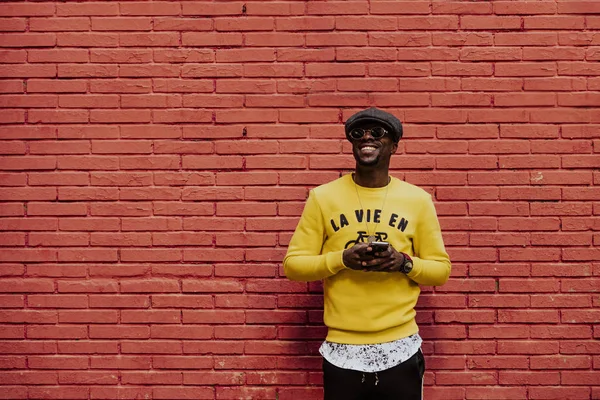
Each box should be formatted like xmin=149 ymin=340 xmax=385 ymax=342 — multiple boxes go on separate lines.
xmin=0 ymin=1 xmax=599 ymax=399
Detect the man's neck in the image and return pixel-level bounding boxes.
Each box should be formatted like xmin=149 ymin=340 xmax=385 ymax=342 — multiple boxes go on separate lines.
xmin=353 ymin=167 xmax=390 ymax=188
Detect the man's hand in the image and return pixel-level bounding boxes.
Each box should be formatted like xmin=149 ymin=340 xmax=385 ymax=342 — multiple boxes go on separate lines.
xmin=343 ymin=242 xmax=407 ymax=272
xmin=342 ymin=242 xmax=376 ymax=270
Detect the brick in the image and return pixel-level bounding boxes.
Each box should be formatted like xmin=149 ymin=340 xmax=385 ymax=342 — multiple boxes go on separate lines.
xmin=0 ymin=371 xmax=57 ymax=385
xmin=435 ymin=310 xmax=495 ymax=324
xmin=246 ymin=370 xmax=308 ymax=385
xmin=0 ymin=141 xmax=25 ymax=154
xmin=432 ymin=2 xmax=491 ymax=15
xmin=496 ymin=62 xmax=557 ymax=77
xmin=524 ymin=47 xmax=585 ymax=61
xmin=119 ymin=155 xmax=180 ymax=170
xmin=29 ymin=19 xmax=86 ymax=34
xmin=469 ymin=325 xmax=530 ymax=340
xmin=46 ymin=217 xmax=109 ymax=231
xmin=496 ymin=33 xmax=558 ymax=47
xmin=152 ymin=295 xmax=213 ymax=309
xmin=0 ymin=231 xmax=24 ymax=246
xmin=494 ymin=1 xmax=557 ymax=15
xmin=245 ymin=3 xmax=305 ymax=16
xmin=58 ymin=249 xmax=117 ymax=262
xmin=90 ymin=387 xmax=152 ymax=399
xmin=211 ymin=108 xmax=275 ymax=123
xmin=247 ymin=155 xmax=308 ymax=169
xmin=154 ymin=49 xmax=213 ymax=64
xmin=0 ymin=17 xmax=25 ymax=33
xmin=90 ymin=325 xmax=147 ymax=341
xmin=183 ymin=217 xmax=245 ymax=231
xmin=0 ymin=172 xmax=26 ymax=186
xmin=468 ymin=355 xmax=529 ymax=370
xmin=500 ymin=278 xmax=559 ymax=293
xmin=461 ymin=16 xmax=521 ymax=30
xmin=215 ymin=325 xmax=276 ymax=339
xmin=0 ymin=80 xmax=24 ymax=94
xmin=498 ymin=310 xmax=559 ymax=323
xmin=531 ymin=325 xmax=592 ymax=339
xmin=90 ymin=79 xmax=151 ymax=94
xmin=368 ymin=93 xmax=430 ymax=107
xmin=558 ymin=1 xmax=600 ymax=14
xmin=153 ymin=81 xmax=210 ymax=95
xmin=0 ymin=216 xmax=55 ymax=230
xmin=119 ymin=64 xmax=179 ymax=78
xmin=498 ymin=340 xmax=559 ymax=355
xmin=531 ymin=263 xmax=592 ymax=277
xmin=120 ymin=249 xmax=181 ymax=262
xmin=92 ymin=17 xmax=151 ymax=31
xmin=529 ymin=387 xmax=591 ymax=400
xmin=398 ymin=16 xmax=460 ymax=30
xmin=462 ymin=77 xmax=522 ymax=92
xmin=120 ymin=33 xmax=179 ymax=47
xmin=30 ymin=140 xmax=90 ymax=154
xmin=498 ymin=211 xmax=559 ymax=229
xmin=277 ymin=80 xmax=335 ymax=95
xmin=306 ymin=2 xmax=368 ymax=15
xmin=433 ymin=33 xmax=493 ymax=48
xmin=432 ymin=93 xmax=492 ymax=107
xmin=525 ymin=77 xmax=587 ymax=92
xmin=558 ymin=61 xmax=600 ymax=76
xmin=369 ymin=1 xmax=429 ymax=14
xmin=29 ymin=232 xmax=89 ymax=247
xmin=246 ymin=95 xmax=305 ymax=109
xmin=120 ymin=2 xmax=181 ymax=16
xmin=276 ymin=16 xmax=334 ymax=31
xmin=153 ymin=202 xmax=213 ymax=217
xmin=182 ymin=1 xmax=242 ymax=16
xmin=437 ymin=371 xmax=497 ymax=385
xmin=56 ymin=33 xmax=118 ymax=48
xmin=215 ymin=264 xmax=277 ymax=278
xmin=28 ymin=50 xmax=88 ymax=66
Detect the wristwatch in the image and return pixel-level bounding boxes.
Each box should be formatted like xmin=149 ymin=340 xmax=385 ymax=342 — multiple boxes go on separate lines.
xmin=399 ymin=253 xmax=413 ymax=274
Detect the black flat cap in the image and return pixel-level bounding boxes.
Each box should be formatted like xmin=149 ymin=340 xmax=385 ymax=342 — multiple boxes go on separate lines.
xmin=344 ymin=107 xmax=403 ymax=143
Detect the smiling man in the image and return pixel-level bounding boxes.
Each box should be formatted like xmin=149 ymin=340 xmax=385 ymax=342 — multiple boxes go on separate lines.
xmin=284 ymin=107 xmax=451 ymax=400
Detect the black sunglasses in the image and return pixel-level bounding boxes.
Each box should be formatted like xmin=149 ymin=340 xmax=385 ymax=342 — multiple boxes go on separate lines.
xmin=349 ymin=127 xmax=388 ymax=140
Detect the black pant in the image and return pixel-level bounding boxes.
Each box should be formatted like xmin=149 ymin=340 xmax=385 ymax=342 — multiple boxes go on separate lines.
xmin=323 ymin=349 xmax=425 ymax=400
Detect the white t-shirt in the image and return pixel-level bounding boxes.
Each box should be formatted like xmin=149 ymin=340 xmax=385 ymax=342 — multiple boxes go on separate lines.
xmin=319 ymin=334 xmax=422 ymax=373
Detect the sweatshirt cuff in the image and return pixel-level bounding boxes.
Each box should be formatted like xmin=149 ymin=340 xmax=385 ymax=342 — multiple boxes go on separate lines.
xmin=326 ymin=250 xmax=347 ymax=275
xmin=406 ymin=256 xmax=422 ymax=279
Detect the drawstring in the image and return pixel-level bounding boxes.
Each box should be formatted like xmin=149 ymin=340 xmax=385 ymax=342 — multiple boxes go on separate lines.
xmin=361 ymin=372 xmax=379 ymax=386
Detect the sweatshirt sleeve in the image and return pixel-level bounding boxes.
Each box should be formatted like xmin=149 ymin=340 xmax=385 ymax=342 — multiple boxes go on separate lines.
xmin=283 ymin=190 xmax=347 ymax=282
xmin=406 ymin=195 xmax=451 ymax=286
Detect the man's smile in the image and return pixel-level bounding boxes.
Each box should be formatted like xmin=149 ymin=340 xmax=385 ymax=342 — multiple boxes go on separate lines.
xmin=359 ymin=144 xmax=379 ymax=154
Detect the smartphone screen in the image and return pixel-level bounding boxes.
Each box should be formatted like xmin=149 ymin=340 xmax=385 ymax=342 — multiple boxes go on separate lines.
xmin=367 ymin=241 xmax=389 ymax=256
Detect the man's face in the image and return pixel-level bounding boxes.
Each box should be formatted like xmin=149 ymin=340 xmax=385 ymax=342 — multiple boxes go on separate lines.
xmin=350 ymin=122 xmax=398 ymax=168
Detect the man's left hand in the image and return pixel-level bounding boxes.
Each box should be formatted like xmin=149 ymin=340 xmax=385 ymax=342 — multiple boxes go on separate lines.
xmin=361 ymin=244 xmax=408 ymax=272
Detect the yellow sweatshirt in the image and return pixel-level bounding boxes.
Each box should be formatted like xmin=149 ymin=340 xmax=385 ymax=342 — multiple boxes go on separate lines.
xmin=284 ymin=174 xmax=451 ymax=345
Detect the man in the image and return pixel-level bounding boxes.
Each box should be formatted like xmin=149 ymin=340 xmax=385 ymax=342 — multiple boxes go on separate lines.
xmin=283 ymin=107 xmax=451 ymax=400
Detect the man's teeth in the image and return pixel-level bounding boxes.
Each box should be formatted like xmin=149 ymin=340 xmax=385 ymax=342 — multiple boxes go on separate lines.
xmin=362 ymin=146 xmax=376 ymax=152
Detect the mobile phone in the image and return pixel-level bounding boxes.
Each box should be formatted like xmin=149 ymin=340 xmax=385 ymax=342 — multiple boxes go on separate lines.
xmin=366 ymin=241 xmax=389 ymax=256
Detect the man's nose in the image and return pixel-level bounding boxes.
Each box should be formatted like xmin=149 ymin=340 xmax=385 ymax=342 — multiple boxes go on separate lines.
xmin=361 ymin=130 xmax=375 ymax=140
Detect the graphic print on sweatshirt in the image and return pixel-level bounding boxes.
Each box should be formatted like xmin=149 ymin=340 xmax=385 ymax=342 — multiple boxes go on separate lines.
xmin=329 ymin=207 xmax=410 ymax=249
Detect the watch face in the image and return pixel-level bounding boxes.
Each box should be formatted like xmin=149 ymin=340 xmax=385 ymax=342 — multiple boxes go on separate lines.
xmin=403 ymin=260 xmax=413 ymax=273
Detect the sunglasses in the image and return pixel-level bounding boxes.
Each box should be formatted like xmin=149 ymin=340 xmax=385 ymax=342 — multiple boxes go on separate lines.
xmin=349 ymin=127 xmax=388 ymax=140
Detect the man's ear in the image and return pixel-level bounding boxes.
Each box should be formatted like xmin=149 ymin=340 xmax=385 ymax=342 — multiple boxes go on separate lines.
xmin=391 ymin=142 xmax=398 ymax=154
